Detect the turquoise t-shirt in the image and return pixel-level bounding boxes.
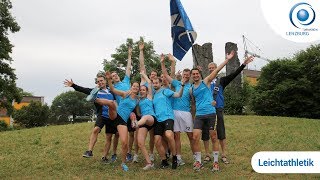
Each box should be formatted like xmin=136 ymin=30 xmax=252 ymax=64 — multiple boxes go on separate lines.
xmin=117 ymin=95 xmax=138 ymax=122
xmin=153 ymin=88 xmax=175 ymax=122
xmin=192 ymin=81 xmax=216 ymax=116
xmin=139 ymin=98 xmax=155 ymax=117
xmin=171 ymin=80 xmax=191 ymax=112
xmin=114 ymin=75 xmax=130 ymax=104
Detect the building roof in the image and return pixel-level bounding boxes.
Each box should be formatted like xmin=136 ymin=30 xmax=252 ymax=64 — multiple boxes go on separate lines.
xmin=243 ymin=69 xmax=261 ymax=78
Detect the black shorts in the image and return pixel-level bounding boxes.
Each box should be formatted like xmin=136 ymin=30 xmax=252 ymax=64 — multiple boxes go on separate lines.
xmin=127 ymin=118 xmax=135 ymax=132
xmin=114 ymin=114 xmax=127 ymax=127
xmin=201 ymin=108 xmax=225 ymax=141
xmin=95 ymin=116 xmax=117 ymax=134
xmin=154 ymin=119 xmax=174 ymax=136
xmin=140 ymin=115 xmax=156 ymax=131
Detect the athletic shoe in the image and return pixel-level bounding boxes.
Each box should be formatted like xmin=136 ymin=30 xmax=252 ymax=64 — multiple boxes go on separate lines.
xmin=160 ymin=160 xmax=170 ymax=169
xmin=177 ymin=158 xmax=185 ymax=166
xmin=212 ymin=162 xmax=220 ymax=172
xmin=133 ymin=154 xmax=139 ymax=163
xmin=149 ymin=154 xmax=155 ymax=162
xmin=143 ymin=163 xmax=154 ymax=170
xmin=86 ymin=87 xmax=100 ymax=101
xmin=82 ymin=150 xmax=93 ymax=158
xmin=193 ymin=161 xmax=203 ymax=171
xmin=172 ymin=155 xmax=178 ymax=169
xmin=131 ymin=120 xmax=138 ymax=128
xmin=126 ymin=153 xmax=133 ymax=162
xmin=121 ymin=163 xmax=129 ymax=172
xmin=221 ymin=156 xmax=230 ymax=164
xmin=101 ymin=156 xmax=109 ymax=164
xmin=204 ymin=155 xmax=211 ymax=163
xmin=111 ymin=154 xmax=117 ymax=162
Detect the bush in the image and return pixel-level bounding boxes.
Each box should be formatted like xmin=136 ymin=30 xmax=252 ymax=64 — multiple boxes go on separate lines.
xmin=13 ymin=101 xmax=50 ymax=128
xmin=224 ymin=80 xmax=253 ymax=115
xmin=251 ymin=44 xmax=320 ymax=119
xmin=0 ymin=120 xmax=9 ymax=131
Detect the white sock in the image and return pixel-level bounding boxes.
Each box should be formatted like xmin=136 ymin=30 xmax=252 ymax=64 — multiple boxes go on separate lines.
xmin=212 ymin=151 xmax=219 ymax=163
xmin=195 ymin=152 xmax=201 ymax=163
xmin=177 ymin=154 xmax=182 ymax=160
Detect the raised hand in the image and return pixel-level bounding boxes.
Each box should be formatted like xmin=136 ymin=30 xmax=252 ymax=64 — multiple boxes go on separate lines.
xmin=64 ymin=79 xmax=73 ymax=87
xmin=168 ymin=53 xmax=175 ymax=62
xmin=105 ymin=71 xmax=112 ymax=80
xmin=226 ymin=50 xmax=235 ymax=61
xmin=160 ymin=53 xmax=165 ymax=63
xmin=196 ymin=65 xmax=203 ymax=72
xmin=243 ymin=56 xmax=254 ymax=65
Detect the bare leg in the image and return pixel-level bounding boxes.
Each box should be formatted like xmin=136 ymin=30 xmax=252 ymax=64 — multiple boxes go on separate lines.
xmin=154 ymin=135 xmax=166 ymax=160
xmin=164 ymin=130 xmax=176 ymax=156
xmin=103 ymin=133 xmax=112 ymax=157
xmin=137 ymin=128 xmax=151 ymax=164
xmin=117 ymin=125 xmax=128 ymax=164
xmin=174 ymin=132 xmax=181 ymax=157
xmin=112 ymin=133 xmax=119 ymax=155
xmin=149 ymin=129 xmax=155 ymax=156
xmin=88 ymin=126 xmax=101 ymax=151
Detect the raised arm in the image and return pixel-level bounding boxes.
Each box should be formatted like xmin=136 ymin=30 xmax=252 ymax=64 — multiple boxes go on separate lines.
xmin=189 ymin=88 xmax=196 ymax=119
xmin=64 ymin=79 xmax=92 ymax=95
xmin=168 ymin=54 xmax=176 ymax=78
xmin=139 ymin=42 xmax=147 ymax=85
xmin=125 ymin=46 xmax=133 ymax=77
xmin=160 ymin=54 xmax=174 ymax=83
xmin=222 ymin=56 xmax=254 ymax=88
xmin=204 ymin=50 xmax=235 ymax=85
xmin=172 ymin=79 xmax=185 ymax=98
xmin=106 ymin=72 xmax=127 ymax=98
xmin=140 ymin=71 xmax=153 ymax=99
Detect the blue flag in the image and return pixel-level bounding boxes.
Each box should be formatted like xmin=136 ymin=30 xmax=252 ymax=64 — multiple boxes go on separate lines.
xmin=170 ymin=0 xmax=197 ymax=61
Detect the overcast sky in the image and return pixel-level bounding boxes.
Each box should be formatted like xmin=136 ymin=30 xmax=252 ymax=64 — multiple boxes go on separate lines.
xmin=9 ymin=0 xmax=318 ymax=105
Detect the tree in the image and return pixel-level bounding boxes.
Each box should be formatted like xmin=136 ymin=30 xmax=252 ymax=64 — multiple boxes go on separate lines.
xmin=224 ymin=79 xmax=253 ymax=115
xmin=13 ymin=101 xmax=50 ymax=128
xmin=103 ymin=37 xmax=170 ymax=82
xmin=50 ymin=91 xmax=94 ymax=124
xmin=251 ymin=44 xmax=320 ymax=118
xmin=0 ymin=0 xmax=22 ymax=115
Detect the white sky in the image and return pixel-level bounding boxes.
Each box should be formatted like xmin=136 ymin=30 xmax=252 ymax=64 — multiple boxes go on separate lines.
xmin=9 ymin=0 xmax=318 ymax=105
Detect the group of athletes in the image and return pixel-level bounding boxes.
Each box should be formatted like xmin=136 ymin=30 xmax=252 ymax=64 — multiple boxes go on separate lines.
xmin=64 ymin=41 xmax=254 ymax=172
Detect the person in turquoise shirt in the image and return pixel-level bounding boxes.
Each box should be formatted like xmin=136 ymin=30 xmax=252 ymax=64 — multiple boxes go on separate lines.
xmin=190 ymin=50 xmax=235 ymax=172
xmin=161 ymin=53 xmax=194 ymax=167
xmin=96 ymin=71 xmax=139 ymax=172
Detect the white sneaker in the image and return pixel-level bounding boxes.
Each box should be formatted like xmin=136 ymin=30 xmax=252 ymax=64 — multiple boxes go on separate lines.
xmin=133 ymin=154 xmax=139 ymax=163
xmin=178 ymin=158 xmax=185 ymax=166
xmin=143 ymin=163 xmax=154 ymax=170
xmin=149 ymin=154 xmax=155 ymax=162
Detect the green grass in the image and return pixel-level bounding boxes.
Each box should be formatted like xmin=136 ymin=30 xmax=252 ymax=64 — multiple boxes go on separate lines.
xmin=0 ymin=115 xmax=319 ymax=179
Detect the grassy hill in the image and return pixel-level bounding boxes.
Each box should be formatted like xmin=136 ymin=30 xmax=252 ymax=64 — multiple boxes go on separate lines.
xmin=0 ymin=115 xmax=319 ymax=179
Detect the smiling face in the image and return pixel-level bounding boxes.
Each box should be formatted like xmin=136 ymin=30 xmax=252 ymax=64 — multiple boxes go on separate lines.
xmin=182 ymin=69 xmax=191 ymax=83
xmin=139 ymin=85 xmax=148 ymax=98
xmin=161 ymin=74 xmax=169 ymax=86
xmin=150 ymin=71 xmax=158 ymax=80
xmin=111 ymin=72 xmax=120 ymax=83
xmin=152 ymin=78 xmax=162 ymax=90
xmin=131 ymin=82 xmax=140 ymax=94
xmin=96 ymin=77 xmax=107 ymax=88
xmin=191 ymin=69 xmax=201 ymax=83
xmin=208 ymin=63 xmax=217 ymax=73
